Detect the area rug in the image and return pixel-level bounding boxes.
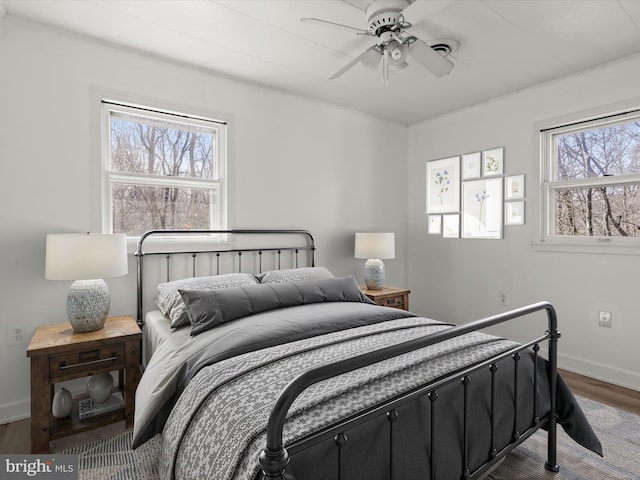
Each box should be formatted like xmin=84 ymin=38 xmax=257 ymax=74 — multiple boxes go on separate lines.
xmin=63 ymin=396 xmax=639 ymax=480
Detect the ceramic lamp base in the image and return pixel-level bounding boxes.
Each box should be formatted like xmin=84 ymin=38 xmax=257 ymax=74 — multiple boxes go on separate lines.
xmin=67 ymin=279 xmax=110 ymax=332
xmin=364 ymin=258 xmax=385 ymax=290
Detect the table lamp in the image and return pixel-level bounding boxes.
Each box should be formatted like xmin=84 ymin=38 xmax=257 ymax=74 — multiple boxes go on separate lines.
xmin=354 ymin=232 xmax=395 ymax=290
xmin=45 ymin=233 xmax=128 ymax=332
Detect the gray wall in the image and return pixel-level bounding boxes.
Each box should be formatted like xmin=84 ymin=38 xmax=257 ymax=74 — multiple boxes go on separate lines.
xmin=408 ymin=54 xmax=640 ymax=392
xmin=0 ymin=18 xmax=408 ymax=422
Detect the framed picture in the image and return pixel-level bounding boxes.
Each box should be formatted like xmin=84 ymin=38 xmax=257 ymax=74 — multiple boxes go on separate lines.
xmin=442 ymin=214 xmax=460 ymax=238
xmin=461 ymin=152 xmax=481 ymax=180
xmin=462 ymin=178 xmax=503 ymax=239
xmin=505 ymin=174 xmax=525 ymax=199
xmin=427 ymin=215 xmax=442 ymax=234
xmin=482 ymin=147 xmax=504 ymax=176
xmin=505 ymin=201 xmax=525 ymax=225
xmin=426 ymin=156 xmax=460 ymax=213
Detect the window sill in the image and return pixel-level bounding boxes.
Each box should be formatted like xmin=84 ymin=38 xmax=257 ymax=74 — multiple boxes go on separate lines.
xmin=532 ymin=239 xmax=640 ymax=255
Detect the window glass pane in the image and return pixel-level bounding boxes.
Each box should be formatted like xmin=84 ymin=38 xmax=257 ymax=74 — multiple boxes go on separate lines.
xmin=109 ymin=113 xmax=215 ymax=179
xmin=556 ymin=122 xmax=640 ymax=180
xmin=555 ymin=184 xmax=640 ymax=237
xmin=112 ymin=184 xmax=217 ymax=236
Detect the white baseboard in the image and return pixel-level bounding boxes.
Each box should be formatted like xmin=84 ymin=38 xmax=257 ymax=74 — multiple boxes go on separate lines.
xmin=0 ymin=398 xmax=30 ymax=424
xmin=557 ymin=352 xmax=640 ymax=392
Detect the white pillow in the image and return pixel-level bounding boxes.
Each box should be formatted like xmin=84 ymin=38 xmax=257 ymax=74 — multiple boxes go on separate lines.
xmin=257 ymin=266 xmax=334 ymax=284
xmin=156 ymin=273 xmax=259 ymax=328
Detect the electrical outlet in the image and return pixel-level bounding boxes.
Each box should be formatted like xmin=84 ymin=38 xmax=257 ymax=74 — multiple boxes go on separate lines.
xmin=498 ymin=292 xmax=509 ymax=306
xmin=598 ymin=311 xmax=612 ymax=328
xmin=7 ymin=325 xmax=28 ymax=345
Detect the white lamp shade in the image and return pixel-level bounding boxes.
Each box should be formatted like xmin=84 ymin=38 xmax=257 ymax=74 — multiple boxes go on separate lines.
xmin=354 ymin=233 xmax=395 ymax=259
xmin=45 ymin=233 xmax=128 ymax=280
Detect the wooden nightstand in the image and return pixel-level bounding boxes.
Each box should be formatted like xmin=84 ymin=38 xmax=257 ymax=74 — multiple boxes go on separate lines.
xmin=361 ymin=285 xmax=411 ymax=311
xmin=26 ymin=315 xmax=141 ymax=453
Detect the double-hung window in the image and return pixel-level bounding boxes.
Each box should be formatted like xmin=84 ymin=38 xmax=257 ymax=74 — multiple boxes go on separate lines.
xmin=539 ymin=107 xmax=640 ymax=251
xmin=101 ymin=101 xmax=226 ymax=236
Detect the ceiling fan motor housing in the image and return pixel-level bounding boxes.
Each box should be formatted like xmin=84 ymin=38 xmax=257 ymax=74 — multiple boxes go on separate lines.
xmin=366 ymin=0 xmax=410 ymax=36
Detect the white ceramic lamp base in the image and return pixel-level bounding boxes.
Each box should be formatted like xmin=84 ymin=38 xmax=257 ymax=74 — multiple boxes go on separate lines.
xmin=364 ymin=258 xmax=385 ymax=290
xmin=67 ymin=279 xmax=110 ymax=332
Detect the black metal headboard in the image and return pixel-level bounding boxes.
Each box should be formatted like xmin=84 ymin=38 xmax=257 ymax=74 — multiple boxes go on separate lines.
xmin=134 ymin=229 xmax=316 ymax=325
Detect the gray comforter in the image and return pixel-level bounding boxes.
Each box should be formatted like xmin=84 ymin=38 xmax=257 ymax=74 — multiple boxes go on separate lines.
xmin=133 ymin=302 xmax=417 ymax=447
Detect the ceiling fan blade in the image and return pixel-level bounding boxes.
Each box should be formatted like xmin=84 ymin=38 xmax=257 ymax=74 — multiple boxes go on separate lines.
xmin=300 ymin=17 xmax=369 ymax=35
xmin=329 ymin=45 xmax=380 ymax=80
xmin=408 ymin=39 xmax=454 ymax=77
xmin=361 ymin=48 xmax=382 ymax=70
xmin=400 ymin=1 xmax=452 ymax=25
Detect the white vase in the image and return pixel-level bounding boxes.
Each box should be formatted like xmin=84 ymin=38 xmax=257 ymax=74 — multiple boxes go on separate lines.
xmin=52 ymin=388 xmax=72 ymax=418
xmin=86 ymin=373 xmax=114 ymax=403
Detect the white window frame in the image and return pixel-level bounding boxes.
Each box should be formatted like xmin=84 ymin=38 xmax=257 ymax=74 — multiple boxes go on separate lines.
xmin=98 ymin=98 xmax=228 ymax=239
xmin=535 ymin=100 xmax=640 ymax=255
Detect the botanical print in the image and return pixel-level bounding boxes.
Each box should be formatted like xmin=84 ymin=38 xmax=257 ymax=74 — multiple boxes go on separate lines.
xmin=462 ymin=178 xmax=503 ymax=238
xmin=482 ymin=148 xmax=504 ymax=176
xmin=434 ymin=170 xmax=451 ymax=205
xmin=462 ymin=152 xmax=481 ymax=179
xmin=442 ymin=214 xmax=460 ymax=238
xmin=428 ymin=215 xmax=442 ymax=234
xmin=505 ymin=174 xmax=525 ymax=199
xmin=475 ymin=190 xmax=489 ymax=225
xmin=426 ymin=156 xmax=460 ymax=214
xmin=505 ymin=201 xmax=525 ymax=225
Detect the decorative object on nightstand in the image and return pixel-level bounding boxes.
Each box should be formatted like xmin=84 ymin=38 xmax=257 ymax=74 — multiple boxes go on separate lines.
xmin=45 ymin=233 xmax=128 ymax=332
xmin=354 ymin=232 xmax=395 ymax=290
xmin=86 ymin=372 xmax=114 ymax=403
xmin=51 ymin=388 xmax=72 ymax=419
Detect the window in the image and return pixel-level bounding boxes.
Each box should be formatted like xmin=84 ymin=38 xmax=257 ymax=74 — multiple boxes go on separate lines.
xmin=101 ymin=101 xmax=226 ymax=236
xmin=539 ymin=107 xmax=640 ymax=250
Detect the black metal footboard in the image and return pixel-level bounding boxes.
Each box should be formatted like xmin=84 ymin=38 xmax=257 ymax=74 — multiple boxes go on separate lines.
xmin=259 ymin=302 xmax=560 ymax=480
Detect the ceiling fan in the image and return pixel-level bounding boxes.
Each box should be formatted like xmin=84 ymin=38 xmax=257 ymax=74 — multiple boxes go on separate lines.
xmin=302 ymin=0 xmax=456 ymax=85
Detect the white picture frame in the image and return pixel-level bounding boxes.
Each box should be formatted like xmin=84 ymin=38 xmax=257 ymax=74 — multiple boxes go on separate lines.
xmin=462 ymin=178 xmax=503 ymax=239
xmin=426 ymin=156 xmax=461 ymax=213
xmin=427 ymin=215 xmax=442 ymax=234
xmin=482 ymin=147 xmax=504 ymax=176
xmin=461 ymin=152 xmax=481 ymax=180
xmin=442 ymin=214 xmax=460 ymax=238
xmin=505 ymin=201 xmax=525 ymax=225
xmin=505 ymin=174 xmax=525 ymax=200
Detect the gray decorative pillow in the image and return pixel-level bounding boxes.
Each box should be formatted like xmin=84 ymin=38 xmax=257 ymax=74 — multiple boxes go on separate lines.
xmin=156 ymin=273 xmax=259 ymax=328
xmin=257 ymin=266 xmax=334 ymax=284
xmin=181 ymin=275 xmax=374 ymax=336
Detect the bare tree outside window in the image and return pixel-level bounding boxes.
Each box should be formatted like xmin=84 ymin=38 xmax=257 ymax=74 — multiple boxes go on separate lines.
xmin=103 ymin=103 xmax=226 ymax=236
xmin=544 ymin=115 xmax=640 ymax=241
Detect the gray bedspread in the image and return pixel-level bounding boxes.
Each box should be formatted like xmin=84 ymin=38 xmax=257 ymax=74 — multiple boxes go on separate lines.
xmin=133 ymin=302 xmax=417 ymax=447
xmin=159 ymin=314 xmax=520 ymax=480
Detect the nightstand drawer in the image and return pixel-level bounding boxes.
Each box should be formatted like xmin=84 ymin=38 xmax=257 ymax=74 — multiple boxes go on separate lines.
xmin=382 ymin=296 xmax=405 ymax=308
xmin=49 ymin=345 xmax=125 ymax=379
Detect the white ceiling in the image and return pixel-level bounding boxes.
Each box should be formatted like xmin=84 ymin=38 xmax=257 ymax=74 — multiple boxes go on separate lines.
xmin=3 ymin=0 xmax=640 ymax=125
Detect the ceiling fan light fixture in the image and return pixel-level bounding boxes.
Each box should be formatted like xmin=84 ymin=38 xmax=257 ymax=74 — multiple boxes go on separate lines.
xmin=386 ymin=41 xmax=408 ymax=66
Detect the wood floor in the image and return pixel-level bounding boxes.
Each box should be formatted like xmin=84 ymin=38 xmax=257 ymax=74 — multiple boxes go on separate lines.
xmin=0 ymin=370 xmax=638 ymax=454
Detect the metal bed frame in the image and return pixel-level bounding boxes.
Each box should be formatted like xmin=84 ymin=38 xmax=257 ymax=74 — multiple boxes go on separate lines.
xmin=134 ymin=229 xmax=560 ymax=480
xmin=134 ymin=229 xmax=316 ymax=325
xmin=259 ymin=301 xmax=561 ymax=480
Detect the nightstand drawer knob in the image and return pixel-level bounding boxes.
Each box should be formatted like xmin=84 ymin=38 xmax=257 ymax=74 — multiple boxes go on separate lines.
xmin=59 ymin=352 xmax=118 ymax=370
